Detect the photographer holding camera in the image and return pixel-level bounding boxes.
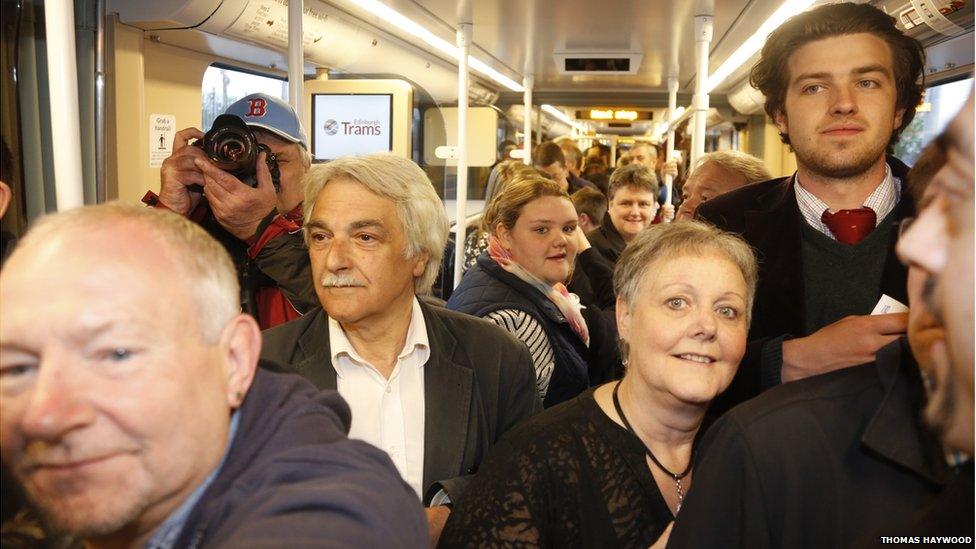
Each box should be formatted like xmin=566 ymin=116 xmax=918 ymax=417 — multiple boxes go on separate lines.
xmin=144 ymin=93 xmax=316 ymax=329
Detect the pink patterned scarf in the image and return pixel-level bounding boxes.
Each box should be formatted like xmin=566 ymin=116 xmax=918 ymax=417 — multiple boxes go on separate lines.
xmin=487 ymin=235 xmax=590 ymax=346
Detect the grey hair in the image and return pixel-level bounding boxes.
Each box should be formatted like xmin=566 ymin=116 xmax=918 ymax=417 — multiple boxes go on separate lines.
xmin=303 ymin=153 xmax=449 ymax=294
xmin=12 ymin=202 xmax=239 ymax=343
xmin=613 ymin=221 xmax=759 ymax=356
xmin=690 ymin=150 xmax=771 ymax=184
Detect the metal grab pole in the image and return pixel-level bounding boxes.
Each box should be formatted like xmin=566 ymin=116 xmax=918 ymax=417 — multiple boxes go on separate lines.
xmin=288 ymin=0 xmax=304 ymax=117
xmin=45 ymin=0 xmax=85 ymax=210
xmin=664 ymin=73 xmax=678 ymax=215
xmin=691 ymin=15 xmax=712 ymax=167
xmin=95 ymin=0 xmax=106 ymax=203
xmin=522 ymin=75 xmax=533 ymax=165
xmin=452 ymin=22 xmax=472 ymax=288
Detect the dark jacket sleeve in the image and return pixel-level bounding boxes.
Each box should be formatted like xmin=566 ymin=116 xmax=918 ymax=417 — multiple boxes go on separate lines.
xmin=576 ymin=247 xmax=616 ymax=309
xmin=200 ymin=443 xmax=429 ymax=548
xmin=252 ymin=224 xmax=319 ymax=314
xmin=433 ymin=335 xmax=542 ymax=504
xmin=667 ymin=415 xmax=772 ymax=549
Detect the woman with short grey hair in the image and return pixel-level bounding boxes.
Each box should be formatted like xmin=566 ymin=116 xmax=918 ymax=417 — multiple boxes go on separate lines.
xmin=440 ymin=221 xmax=758 ymax=548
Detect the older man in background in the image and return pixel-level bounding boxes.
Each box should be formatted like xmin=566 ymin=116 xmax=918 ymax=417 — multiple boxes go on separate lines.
xmin=261 ymin=153 xmax=541 ymax=545
xmin=152 ymin=93 xmax=317 ymax=329
xmin=676 ymin=150 xmax=771 ymax=220
xmin=0 ymin=203 xmax=426 ymax=548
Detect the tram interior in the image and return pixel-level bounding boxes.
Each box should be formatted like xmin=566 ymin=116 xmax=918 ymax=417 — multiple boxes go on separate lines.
xmin=1 ymin=0 xmax=972 ymax=232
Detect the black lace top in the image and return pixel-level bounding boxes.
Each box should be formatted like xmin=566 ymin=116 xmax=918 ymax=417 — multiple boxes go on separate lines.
xmin=439 ymin=388 xmax=673 ymax=548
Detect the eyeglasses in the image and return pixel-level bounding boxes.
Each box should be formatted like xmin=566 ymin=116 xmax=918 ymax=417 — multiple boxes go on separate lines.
xmin=898 ymin=216 xmax=915 ymax=238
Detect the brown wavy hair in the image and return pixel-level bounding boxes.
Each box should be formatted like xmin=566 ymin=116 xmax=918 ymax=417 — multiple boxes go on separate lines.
xmin=749 ymin=2 xmax=924 ymax=150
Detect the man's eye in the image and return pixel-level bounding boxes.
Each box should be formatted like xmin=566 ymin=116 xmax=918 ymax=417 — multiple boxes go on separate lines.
xmin=310 ymin=232 xmax=328 ymax=243
xmin=802 ymin=84 xmax=824 ymax=94
xmin=105 ymin=348 xmax=133 ymax=362
xmin=857 ymin=80 xmax=879 ymax=89
xmin=357 ymin=234 xmax=376 ymax=243
xmin=0 ymin=363 xmax=36 ymax=379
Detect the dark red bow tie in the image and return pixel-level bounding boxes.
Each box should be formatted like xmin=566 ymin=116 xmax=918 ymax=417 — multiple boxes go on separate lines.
xmin=821 ymin=207 xmax=877 ymax=245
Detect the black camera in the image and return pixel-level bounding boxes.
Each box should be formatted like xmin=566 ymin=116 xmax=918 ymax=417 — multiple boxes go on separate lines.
xmin=194 ymin=114 xmax=281 ymax=191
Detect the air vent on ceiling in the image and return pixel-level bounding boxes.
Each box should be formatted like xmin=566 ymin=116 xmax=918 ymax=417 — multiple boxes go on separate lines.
xmin=554 ymin=51 xmax=643 ymax=75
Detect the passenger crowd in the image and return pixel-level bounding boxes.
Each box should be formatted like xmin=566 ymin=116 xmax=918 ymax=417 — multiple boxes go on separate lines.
xmin=0 ymin=3 xmax=972 ymax=548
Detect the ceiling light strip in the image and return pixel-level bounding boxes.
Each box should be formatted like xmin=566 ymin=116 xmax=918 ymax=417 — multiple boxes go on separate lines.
xmin=542 ymin=104 xmax=584 ymax=130
xmin=345 ymin=0 xmax=524 ymax=92
xmin=706 ymin=0 xmax=816 ymax=93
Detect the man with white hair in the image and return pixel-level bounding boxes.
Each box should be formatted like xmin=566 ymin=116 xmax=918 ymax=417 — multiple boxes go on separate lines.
xmin=261 ymin=153 xmax=541 ymax=544
xmin=676 ymin=150 xmax=771 ymax=220
xmin=0 ymin=203 xmax=427 ymax=548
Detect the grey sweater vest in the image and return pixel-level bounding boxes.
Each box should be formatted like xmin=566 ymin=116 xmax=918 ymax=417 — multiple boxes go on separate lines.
xmin=800 ymin=208 xmax=900 ymax=334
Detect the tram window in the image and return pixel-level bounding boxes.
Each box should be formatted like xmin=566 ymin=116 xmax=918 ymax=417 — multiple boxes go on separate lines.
xmin=893 ymin=77 xmax=973 ymax=165
xmin=201 ymin=65 xmax=288 ymax=130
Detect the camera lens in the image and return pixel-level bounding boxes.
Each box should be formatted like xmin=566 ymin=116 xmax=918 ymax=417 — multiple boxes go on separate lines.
xmin=218 ymin=138 xmax=246 ymax=162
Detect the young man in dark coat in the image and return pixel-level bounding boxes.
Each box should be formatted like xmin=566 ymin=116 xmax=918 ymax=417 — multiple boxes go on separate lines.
xmin=0 ymin=203 xmax=427 ymax=548
xmin=260 ymin=153 xmax=542 ymax=545
xmin=696 ymin=3 xmax=923 ymax=413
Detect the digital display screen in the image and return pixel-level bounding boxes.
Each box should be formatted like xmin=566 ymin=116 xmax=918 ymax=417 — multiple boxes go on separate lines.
xmin=564 ymin=58 xmax=631 ymax=72
xmin=311 ymin=93 xmax=393 ymax=160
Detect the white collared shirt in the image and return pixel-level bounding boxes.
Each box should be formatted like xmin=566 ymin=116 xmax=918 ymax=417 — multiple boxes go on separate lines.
xmin=328 ymin=297 xmax=429 ymax=499
xmin=794 ymin=164 xmax=902 ymax=239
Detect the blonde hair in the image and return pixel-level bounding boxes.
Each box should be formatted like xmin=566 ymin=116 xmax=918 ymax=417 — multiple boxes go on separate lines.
xmin=13 ymin=202 xmax=239 ymax=343
xmin=303 ymin=153 xmax=449 ymax=294
xmin=481 ymin=174 xmax=567 ymax=237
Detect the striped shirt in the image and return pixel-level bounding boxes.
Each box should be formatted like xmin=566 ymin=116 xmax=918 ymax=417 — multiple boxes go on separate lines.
xmin=485 ymin=309 xmax=555 ymax=401
xmin=794 ymin=164 xmax=901 ymax=239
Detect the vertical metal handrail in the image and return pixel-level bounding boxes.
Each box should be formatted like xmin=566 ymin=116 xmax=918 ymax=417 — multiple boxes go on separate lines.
xmin=664 ymin=72 xmax=678 ymax=215
xmin=95 ymin=0 xmax=105 ymax=203
xmin=691 ymin=14 xmax=712 ymax=166
xmin=452 ymin=22 xmax=472 ymax=288
xmin=288 ymin=0 xmax=304 ymax=119
xmin=45 ymin=0 xmax=85 ymax=210
xmin=522 ymin=75 xmax=533 ymax=166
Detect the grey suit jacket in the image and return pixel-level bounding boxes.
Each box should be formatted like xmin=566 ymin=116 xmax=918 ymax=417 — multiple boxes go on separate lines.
xmin=260 ymin=300 xmax=543 ymax=504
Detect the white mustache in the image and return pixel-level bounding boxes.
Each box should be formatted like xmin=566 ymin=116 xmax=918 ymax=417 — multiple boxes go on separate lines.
xmin=320 ymin=274 xmax=367 ymax=288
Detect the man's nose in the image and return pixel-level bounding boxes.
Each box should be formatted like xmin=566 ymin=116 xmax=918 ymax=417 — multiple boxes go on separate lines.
xmin=897 ymin=196 xmax=950 ymax=275
xmin=21 ymin=360 xmax=96 ymax=443
xmin=831 ymin=84 xmax=858 ymax=116
xmin=325 ymin=236 xmax=352 ymax=272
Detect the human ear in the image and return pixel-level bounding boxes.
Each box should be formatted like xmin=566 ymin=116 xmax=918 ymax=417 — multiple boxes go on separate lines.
xmin=773 ymin=110 xmax=789 ymax=136
xmin=219 ymin=314 xmax=260 ymax=408
xmin=411 ymin=251 xmax=429 ymax=279
xmin=496 ymin=223 xmax=514 ymax=250
xmin=615 ymin=295 xmax=631 ymax=342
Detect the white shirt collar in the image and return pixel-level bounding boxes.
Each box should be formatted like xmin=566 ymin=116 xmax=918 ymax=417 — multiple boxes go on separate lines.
xmin=327 ymin=297 xmax=430 ymax=376
xmin=794 ymin=163 xmax=901 ymax=239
